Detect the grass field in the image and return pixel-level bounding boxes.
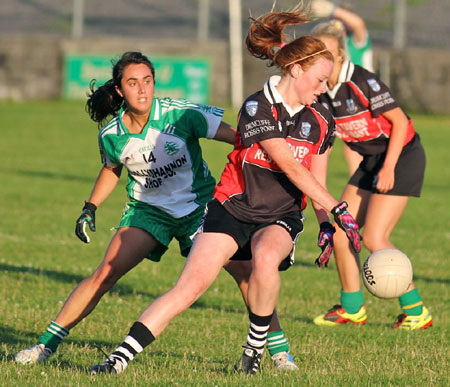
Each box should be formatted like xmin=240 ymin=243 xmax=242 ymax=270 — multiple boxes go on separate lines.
xmin=0 ymin=101 xmax=449 ymax=386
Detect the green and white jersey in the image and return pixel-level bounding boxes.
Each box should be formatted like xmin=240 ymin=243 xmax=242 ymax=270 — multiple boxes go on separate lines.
xmin=347 ymin=34 xmax=373 ymax=72
xmin=99 ymin=97 xmax=224 ymax=218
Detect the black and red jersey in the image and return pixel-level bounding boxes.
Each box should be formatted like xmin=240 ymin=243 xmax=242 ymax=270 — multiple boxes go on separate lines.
xmin=319 ymin=61 xmax=415 ymax=155
xmin=214 ymin=76 xmax=335 ymax=224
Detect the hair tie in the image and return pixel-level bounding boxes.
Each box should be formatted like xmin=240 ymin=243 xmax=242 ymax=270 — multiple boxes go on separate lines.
xmin=284 ymin=49 xmax=328 ymax=67
xmin=280 ymin=42 xmax=287 ymax=49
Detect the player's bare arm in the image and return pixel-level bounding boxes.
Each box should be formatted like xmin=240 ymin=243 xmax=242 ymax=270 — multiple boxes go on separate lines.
xmin=88 ymin=165 xmax=123 ymax=207
xmin=259 ymin=137 xmax=338 ymax=212
xmin=309 ymin=148 xmax=332 ymax=223
xmin=376 ymin=107 xmax=409 ymax=192
xmin=213 ymin=121 xmax=237 ymax=145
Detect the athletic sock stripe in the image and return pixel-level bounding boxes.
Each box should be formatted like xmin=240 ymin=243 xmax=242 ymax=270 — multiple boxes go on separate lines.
xmin=249 ymin=327 xmax=270 ymax=336
xmin=267 ymin=336 xmax=287 ymax=343
xmin=124 ymin=335 xmax=144 ymax=353
xmin=249 ymin=322 xmax=270 ymax=332
xmin=49 ymin=327 xmax=69 ymax=336
xmin=48 ymin=322 xmax=69 ymax=336
xmin=247 ymin=339 xmax=266 ymax=350
xmin=112 ymin=350 xmax=131 ymax=363
xmin=49 ymin=322 xmax=69 ymax=334
xmin=267 ymin=339 xmax=287 ymax=346
xmin=403 ymin=301 xmax=424 ymax=310
xmin=267 ymin=334 xmax=284 ymax=341
xmin=249 ymin=331 xmax=268 ymax=340
xmin=247 ymin=337 xmax=265 ymax=346
xmin=249 ymin=328 xmax=269 ymax=338
xmin=267 ymin=329 xmax=284 ymax=338
xmin=47 ymin=328 xmax=66 ymax=339
xmin=248 ymin=332 xmax=267 ymax=342
xmin=115 ymin=346 xmax=134 ymax=361
xmin=268 ymin=341 xmax=287 ymax=347
xmin=248 ymin=334 xmax=268 ymax=347
xmin=120 ymin=342 xmax=138 ymax=357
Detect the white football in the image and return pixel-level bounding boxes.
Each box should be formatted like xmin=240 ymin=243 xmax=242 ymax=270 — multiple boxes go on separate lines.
xmin=362 ymin=248 xmax=413 ymax=299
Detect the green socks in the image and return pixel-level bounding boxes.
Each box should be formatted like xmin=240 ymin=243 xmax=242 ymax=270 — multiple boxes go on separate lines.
xmin=341 ymin=289 xmax=364 ymax=314
xmin=37 ymin=321 xmax=69 ymax=353
xmin=340 ymin=288 xmax=423 ymax=316
xmin=399 ymin=288 xmax=423 ymax=316
xmin=267 ymin=329 xmax=290 ymax=356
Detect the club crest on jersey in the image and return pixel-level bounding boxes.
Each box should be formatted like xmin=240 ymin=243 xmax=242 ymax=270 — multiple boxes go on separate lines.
xmin=245 ymin=100 xmax=258 ymax=117
xmin=300 ymin=122 xmax=311 ymax=137
xmin=346 ymin=98 xmax=358 ymax=114
xmin=164 ymin=141 xmax=180 ymax=155
xmin=367 ymin=78 xmax=381 ymax=92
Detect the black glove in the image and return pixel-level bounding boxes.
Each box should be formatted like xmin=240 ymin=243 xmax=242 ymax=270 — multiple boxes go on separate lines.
xmin=75 ymin=201 xmax=97 ymax=243
xmin=331 ymin=201 xmax=361 ymax=253
xmin=315 ymin=222 xmax=336 ymax=268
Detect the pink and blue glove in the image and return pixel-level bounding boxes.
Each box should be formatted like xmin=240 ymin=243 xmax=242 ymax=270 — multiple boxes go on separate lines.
xmin=315 ymin=222 xmax=336 ymax=268
xmin=331 ymin=201 xmax=362 ymax=253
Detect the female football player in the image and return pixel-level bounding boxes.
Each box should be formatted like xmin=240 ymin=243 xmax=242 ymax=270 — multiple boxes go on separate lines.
xmin=311 ymin=21 xmax=432 ymax=330
xmin=311 ymin=0 xmax=375 ymax=176
xmin=14 ymin=51 xmax=297 ymax=370
xmin=88 ymin=5 xmax=361 ymax=376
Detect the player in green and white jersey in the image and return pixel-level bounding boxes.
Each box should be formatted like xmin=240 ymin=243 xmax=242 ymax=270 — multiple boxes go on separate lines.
xmin=15 ymin=51 xmax=297 ymax=370
xmin=99 ymin=98 xmax=224 ymax=222
xmin=98 ymin=97 xmax=226 ymax=261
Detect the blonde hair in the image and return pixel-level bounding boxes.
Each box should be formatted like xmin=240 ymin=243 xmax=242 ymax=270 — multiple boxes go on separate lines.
xmin=311 ymin=20 xmax=348 ymax=60
xmin=246 ymin=3 xmax=333 ymax=74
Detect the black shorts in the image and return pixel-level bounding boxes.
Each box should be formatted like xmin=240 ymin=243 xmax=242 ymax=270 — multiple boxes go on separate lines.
xmin=348 ymin=134 xmax=426 ymax=197
xmin=202 ymin=200 xmax=304 ymax=271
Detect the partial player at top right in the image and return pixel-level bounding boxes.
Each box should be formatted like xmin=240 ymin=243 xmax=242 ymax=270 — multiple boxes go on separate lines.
xmin=311 ymin=0 xmax=373 ymax=174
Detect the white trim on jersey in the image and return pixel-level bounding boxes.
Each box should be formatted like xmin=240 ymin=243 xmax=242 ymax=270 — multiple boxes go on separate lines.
xmin=159 ymin=98 xmax=223 ymax=139
xmin=152 ymin=98 xmax=160 ymax=120
xmin=263 ymin=76 xmax=305 ymax=117
xmin=326 ymin=60 xmax=355 ymax=99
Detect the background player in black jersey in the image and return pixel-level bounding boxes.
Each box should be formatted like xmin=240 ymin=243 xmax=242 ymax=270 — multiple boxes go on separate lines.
xmin=88 ymin=4 xmax=361 ymax=376
xmin=311 ymin=21 xmax=432 ymax=330
xmin=311 ymin=0 xmax=374 ymax=176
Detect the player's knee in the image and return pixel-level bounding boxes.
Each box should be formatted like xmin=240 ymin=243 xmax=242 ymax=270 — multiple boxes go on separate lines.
xmin=252 ymin=251 xmax=280 ymax=276
xmin=172 ymin=280 xmax=207 ymax=308
xmin=224 ymin=260 xmax=251 ymax=284
xmin=361 ymin=229 xmax=385 ymax=252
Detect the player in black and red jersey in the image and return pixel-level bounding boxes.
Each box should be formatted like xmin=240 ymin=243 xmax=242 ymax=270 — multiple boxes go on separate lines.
xmin=311 ymin=0 xmax=374 ymax=176
xmin=311 ymin=21 xmax=432 ymax=330
xmin=88 ymin=4 xmax=361 ymax=376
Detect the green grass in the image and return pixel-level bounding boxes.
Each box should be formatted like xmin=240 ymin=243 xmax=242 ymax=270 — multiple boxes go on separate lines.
xmin=0 ymin=101 xmax=449 ymax=386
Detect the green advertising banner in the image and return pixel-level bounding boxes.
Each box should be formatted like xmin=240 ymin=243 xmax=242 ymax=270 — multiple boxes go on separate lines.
xmin=63 ymin=55 xmax=210 ymax=103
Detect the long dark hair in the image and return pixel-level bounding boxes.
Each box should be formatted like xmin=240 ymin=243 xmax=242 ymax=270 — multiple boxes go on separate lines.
xmin=86 ymin=51 xmax=155 ymax=127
